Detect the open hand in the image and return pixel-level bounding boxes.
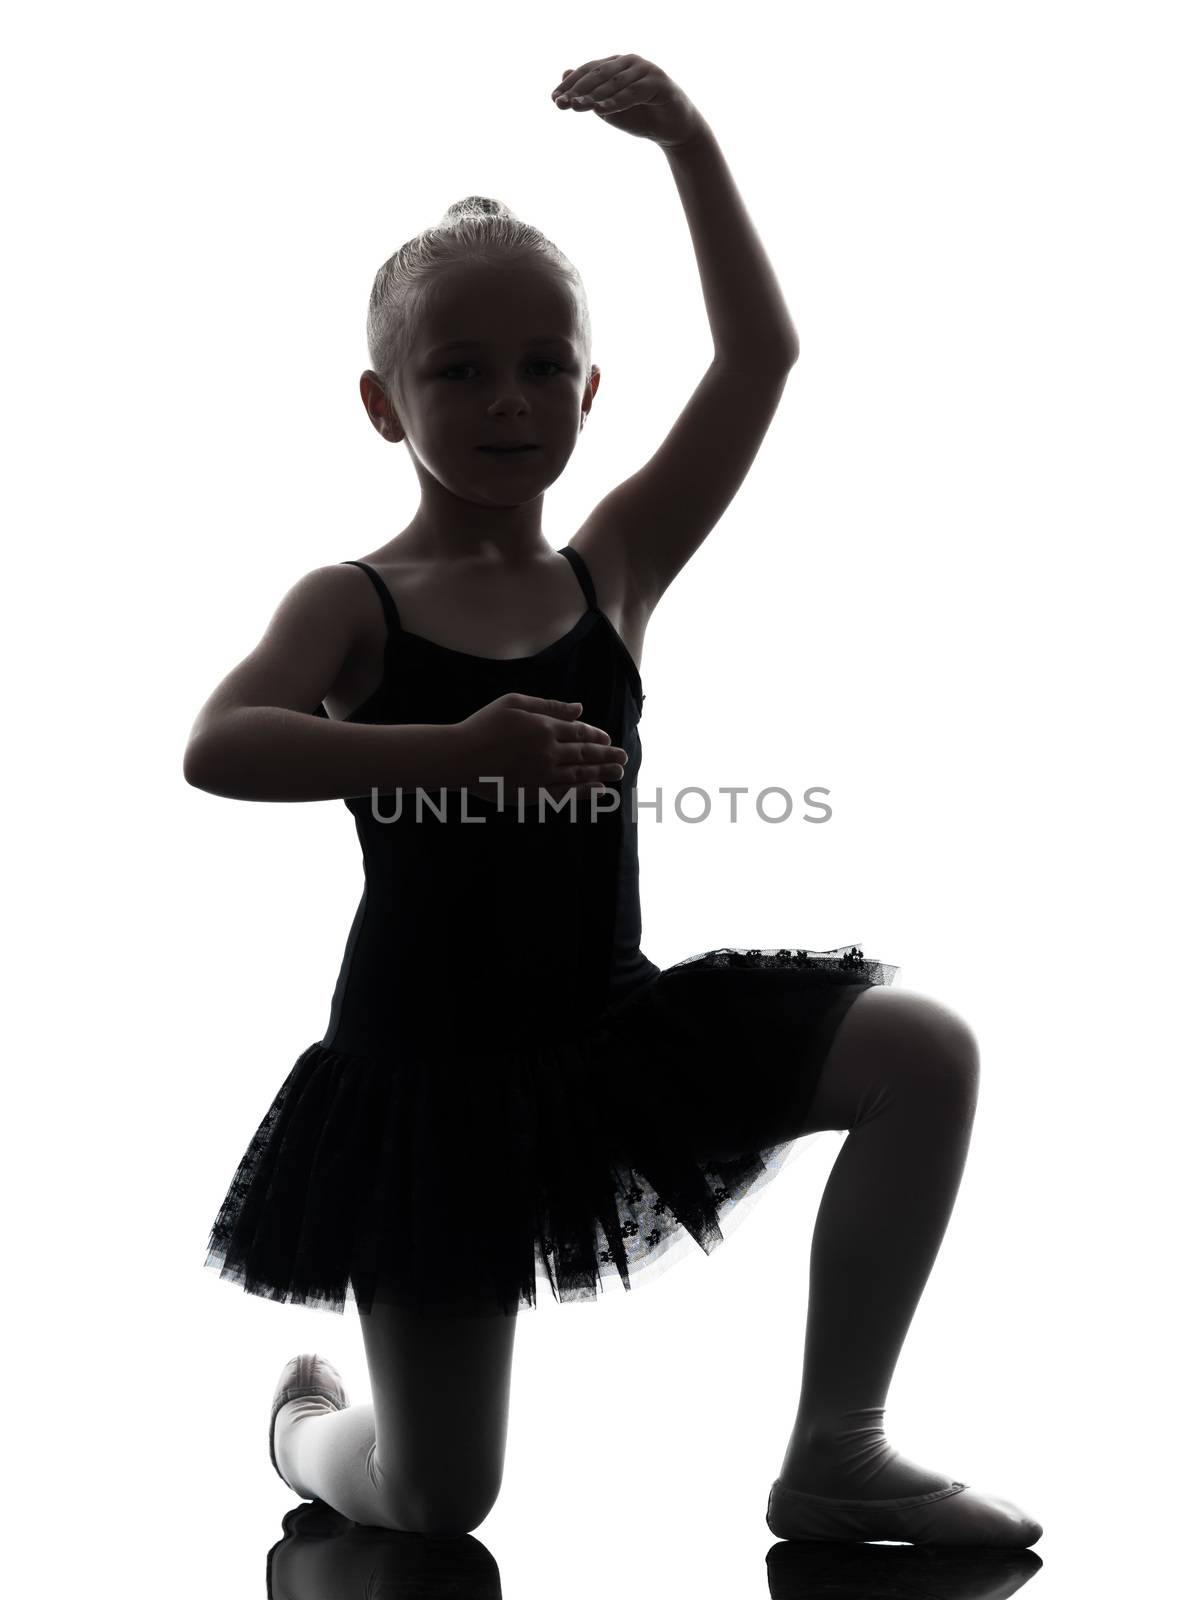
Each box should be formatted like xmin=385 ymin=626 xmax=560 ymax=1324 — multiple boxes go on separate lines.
xmin=456 ymin=692 xmax=628 ymax=808
xmin=551 ymin=55 xmax=704 ymax=149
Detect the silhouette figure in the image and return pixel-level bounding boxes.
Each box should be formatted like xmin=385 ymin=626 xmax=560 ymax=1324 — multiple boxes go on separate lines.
xmin=189 ymin=56 xmax=1042 ymax=1549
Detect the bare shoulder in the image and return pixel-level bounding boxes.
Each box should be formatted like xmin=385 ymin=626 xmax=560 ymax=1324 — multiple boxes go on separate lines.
xmin=284 ymin=559 xmax=385 ymax=707
xmin=253 ymin=558 xmax=374 ymax=628
xmin=264 ymin=560 xmax=380 ymax=672
xmin=187 ymin=560 xmax=377 ymax=739
xmin=295 ymin=558 xmax=373 ymax=604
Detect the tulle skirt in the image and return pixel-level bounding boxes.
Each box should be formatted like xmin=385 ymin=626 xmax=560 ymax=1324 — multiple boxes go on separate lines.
xmin=203 ymin=944 xmax=899 ymax=1318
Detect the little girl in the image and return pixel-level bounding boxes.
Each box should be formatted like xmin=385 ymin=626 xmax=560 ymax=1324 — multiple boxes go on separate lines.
xmin=190 ymin=56 xmax=1042 ymax=1548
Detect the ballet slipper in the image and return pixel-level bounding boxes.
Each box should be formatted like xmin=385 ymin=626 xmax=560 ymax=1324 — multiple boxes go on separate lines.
xmin=268 ymin=1353 xmax=350 ymax=1488
xmin=766 ymin=1475 xmax=1043 ymax=1547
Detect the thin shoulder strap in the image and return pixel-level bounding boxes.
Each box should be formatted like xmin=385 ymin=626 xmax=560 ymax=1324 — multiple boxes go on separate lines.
xmin=342 ymin=559 xmax=403 ymax=636
xmin=558 ymin=544 xmax=597 ymax=610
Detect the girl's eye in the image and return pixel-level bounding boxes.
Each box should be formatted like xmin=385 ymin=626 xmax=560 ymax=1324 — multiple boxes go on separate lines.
xmin=441 ymin=360 xmax=565 ymax=378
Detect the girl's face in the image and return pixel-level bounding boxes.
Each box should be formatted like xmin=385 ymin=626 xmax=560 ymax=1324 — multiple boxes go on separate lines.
xmin=383 ymin=259 xmax=598 ymax=507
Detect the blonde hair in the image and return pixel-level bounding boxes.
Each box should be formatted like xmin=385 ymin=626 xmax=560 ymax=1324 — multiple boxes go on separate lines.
xmin=366 ymin=196 xmax=592 ymax=407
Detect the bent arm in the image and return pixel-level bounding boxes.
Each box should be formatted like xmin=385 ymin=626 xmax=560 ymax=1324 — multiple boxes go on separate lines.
xmin=183 ymin=710 xmax=471 ymax=803
xmin=181 ymin=562 xmax=472 ymax=802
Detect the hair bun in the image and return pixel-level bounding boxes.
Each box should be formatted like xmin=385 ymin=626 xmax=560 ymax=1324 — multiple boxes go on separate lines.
xmin=441 ymin=196 xmax=516 ymax=224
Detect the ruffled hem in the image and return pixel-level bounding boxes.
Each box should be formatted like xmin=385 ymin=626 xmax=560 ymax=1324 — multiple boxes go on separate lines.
xmin=203 ymin=943 xmax=899 ymax=1317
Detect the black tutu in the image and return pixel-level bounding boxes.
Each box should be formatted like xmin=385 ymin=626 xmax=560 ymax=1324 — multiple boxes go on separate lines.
xmin=204 ymin=944 xmax=898 ymax=1318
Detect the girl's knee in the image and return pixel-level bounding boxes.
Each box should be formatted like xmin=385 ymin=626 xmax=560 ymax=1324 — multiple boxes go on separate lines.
xmin=815 ymin=987 xmax=980 ymax=1129
xmin=879 ymin=990 xmax=980 ymax=1109
xmin=369 ymin=1447 xmax=501 ymax=1534
xmin=401 ymin=1482 xmax=501 ymax=1536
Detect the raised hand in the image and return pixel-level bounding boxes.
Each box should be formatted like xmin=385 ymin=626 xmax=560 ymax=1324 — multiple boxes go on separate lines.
xmin=551 ymin=54 xmax=703 ymax=148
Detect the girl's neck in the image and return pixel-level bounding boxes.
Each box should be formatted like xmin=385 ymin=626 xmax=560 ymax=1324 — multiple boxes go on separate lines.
xmin=372 ymin=520 xmax=558 ymax=573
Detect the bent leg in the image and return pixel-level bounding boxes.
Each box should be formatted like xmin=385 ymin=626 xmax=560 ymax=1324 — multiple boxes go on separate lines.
xmin=777 ymin=986 xmax=981 ymax=1499
xmin=360 ymin=1299 xmax=519 ymax=1534
xmin=274 ymin=1301 xmax=519 ymax=1533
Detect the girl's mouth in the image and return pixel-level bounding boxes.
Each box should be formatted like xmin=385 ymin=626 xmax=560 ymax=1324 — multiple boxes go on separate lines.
xmin=477 ymin=445 xmax=540 ymax=453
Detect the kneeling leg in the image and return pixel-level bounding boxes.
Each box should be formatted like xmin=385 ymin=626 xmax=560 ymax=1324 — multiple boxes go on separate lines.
xmin=275 ymin=1301 xmax=519 ymax=1534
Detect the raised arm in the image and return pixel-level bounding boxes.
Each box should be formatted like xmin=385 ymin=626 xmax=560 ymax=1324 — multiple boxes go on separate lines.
xmin=553 ymin=57 xmax=801 ymax=611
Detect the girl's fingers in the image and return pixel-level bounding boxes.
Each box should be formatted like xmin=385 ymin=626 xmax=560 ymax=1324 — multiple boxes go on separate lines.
xmin=592 ymin=86 xmax=633 ymax=111
xmin=561 ymin=52 xmax=622 ymax=84
xmin=554 ymin=53 xmax=635 ymax=104
xmin=563 ymin=747 xmax=627 ymax=770
xmin=596 ymin=62 xmax=653 ymax=103
xmin=562 ymin=734 xmax=627 ymax=764
xmin=558 ymin=747 xmax=627 ymax=772
xmin=555 ymin=719 xmax=611 ymax=744
xmin=555 ymin=68 xmax=652 ymax=113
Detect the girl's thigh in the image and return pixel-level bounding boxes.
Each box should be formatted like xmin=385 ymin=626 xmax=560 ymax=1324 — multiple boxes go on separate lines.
xmin=358 ymin=1298 xmax=520 ymax=1528
xmin=684 ymin=987 xmax=978 ymax=1162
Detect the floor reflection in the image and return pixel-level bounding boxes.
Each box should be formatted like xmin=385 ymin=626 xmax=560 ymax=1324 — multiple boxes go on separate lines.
xmin=766 ymin=1540 xmax=1043 ymax=1597
xmin=267 ymin=1500 xmax=502 ymax=1598
xmin=266 ymin=1497 xmax=1044 ymax=1599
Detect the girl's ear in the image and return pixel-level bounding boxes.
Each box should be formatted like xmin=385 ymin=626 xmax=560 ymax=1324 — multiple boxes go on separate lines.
xmin=360 ymin=370 xmax=403 ymax=441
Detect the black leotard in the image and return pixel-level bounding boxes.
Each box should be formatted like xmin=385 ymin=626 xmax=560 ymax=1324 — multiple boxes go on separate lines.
xmin=318 ymin=545 xmax=659 ymax=1058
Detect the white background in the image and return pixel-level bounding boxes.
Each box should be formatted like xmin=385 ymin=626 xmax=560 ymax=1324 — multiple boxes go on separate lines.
xmin=5 ymin=2 xmax=1192 ymax=1593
